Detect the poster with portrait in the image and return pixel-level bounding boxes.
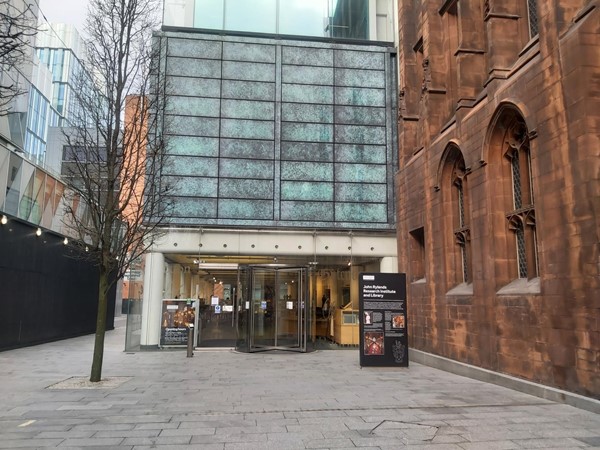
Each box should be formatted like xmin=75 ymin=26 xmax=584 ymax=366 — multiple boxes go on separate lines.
xmin=359 ymin=273 xmax=408 ymax=367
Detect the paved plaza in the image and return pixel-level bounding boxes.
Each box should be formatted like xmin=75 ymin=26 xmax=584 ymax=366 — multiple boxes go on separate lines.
xmin=0 ymin=317 xmax=599 ymax=449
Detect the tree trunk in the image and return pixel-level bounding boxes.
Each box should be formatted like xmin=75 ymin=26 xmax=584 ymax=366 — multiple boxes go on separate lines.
xmin=90 ymin=266 xmax=109 ymax=382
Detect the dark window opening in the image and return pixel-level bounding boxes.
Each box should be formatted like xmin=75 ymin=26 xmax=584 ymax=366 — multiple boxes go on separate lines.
xmin=409 ymin=227 xmax=425 ymax=281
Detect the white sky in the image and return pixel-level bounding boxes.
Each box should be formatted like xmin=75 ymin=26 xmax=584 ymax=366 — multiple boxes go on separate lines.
xmin=38 ymin=0 xmax=89 ymax=34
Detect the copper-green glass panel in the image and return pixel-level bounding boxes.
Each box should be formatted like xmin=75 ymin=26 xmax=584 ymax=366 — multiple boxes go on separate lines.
xmin=335 ymin=106 xmax=386 ymax=125
xmin=335 ymin=87 xmax=385 ymax=107
xmin=168 ymin=96 xmax=220 ymax=117
xmin=281 ymin=161 xmax=333 ymax=181
xmin=220 ymin=139 xmax=274 ymax=159
xmin=336 ymin=202 xmax=387 ymax=223
xmin=167 ymin=116 xmax=220 ymax=137
xmin=221 ymin=100 xmax=275 ymax=120
xmin=219 ymin=158 xmax=274 ymax=179
xmin=219 ymin=179 xmax=274 ymax=199
xmin=164 ymin=176 xmax=218 ymax=197
xmin=223 ymin=61 xmax=275 ymax=82
xmin=223 ymin=41 xmax=276 ymax=63
xmin=282 ymin=46 xmax=332 ymax=66
xmin=163 ymin=156 xmax=218 ymax=177
xmin=168 ymin=37 xmax=222 ymax=59
xmin=281 ymin=181 xmax=333 ymax=201
xmin=166 ymin=136 xmax=219 ymax=157
xmin=221 ymin=119 xmax=274 ymax=140
xmin=335 ymin=183 xmax=387 ymax=202
xmin=167 ymin=57 xmax=221 ymax=78
xmin=172 ymin=197 xmax=217 ymax=218
xmin=281 ymin=103 xmax=333 ymax=123
xmin=335 ymin=163 xmax=386 ymax=183
xmin=335 ymin=68 xmax=385 ymax=88
xmin=222 ymin=80 xmax=275 ymax=101
xmin=335 ymin=144 xmax=387 ymax=163
xmin=281 ymin=142 xmax=333 ymax=162
xmin=281 ymin=201 xmax=334 ymax=221
xmin=282 ymin=84 xmax=333 ymax=104
xmin=281 ymin=123 xmax=333 ymax=142
xmin=334 ymin=50 xmax=385 ymax=70
xmin=281 ymin=65 xmax=333 ymax=85
xmin=218 ymin=198 xmax=273 ymax=219
xmin=335 ymin=125 xmax=386 ymax=145
xmin=168 ymin=77 xmax=221 ymax=97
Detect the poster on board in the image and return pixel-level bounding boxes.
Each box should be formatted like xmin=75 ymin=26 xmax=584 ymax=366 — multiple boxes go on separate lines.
xmin=160 ymin=299 xmax=196 ymax=346
xmin=359 ymin=273 xmax=408 ymax=367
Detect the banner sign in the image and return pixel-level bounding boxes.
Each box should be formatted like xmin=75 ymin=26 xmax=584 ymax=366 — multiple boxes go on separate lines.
xmin=359 ymin=273 xmax=408 ymax=367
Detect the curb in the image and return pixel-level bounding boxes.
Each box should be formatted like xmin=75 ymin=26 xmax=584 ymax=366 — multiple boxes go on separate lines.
xmin=410 ymin=348 xmax=600 ymax=414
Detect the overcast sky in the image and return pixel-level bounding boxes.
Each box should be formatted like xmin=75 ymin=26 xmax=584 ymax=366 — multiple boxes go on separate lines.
xmin=38 ymin=0 xmax=89 ymax=33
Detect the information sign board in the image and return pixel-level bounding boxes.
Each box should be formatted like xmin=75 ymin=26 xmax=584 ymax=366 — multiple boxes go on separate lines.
xmin=359 ymin=273 xmax=408 ymax=367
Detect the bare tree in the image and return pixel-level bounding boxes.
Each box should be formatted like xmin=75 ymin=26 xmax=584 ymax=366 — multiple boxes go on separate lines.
xmin=0 ymin=0 xmax=38 ymax=114
xmin=61 ymin=0 xmax=171 ymax=382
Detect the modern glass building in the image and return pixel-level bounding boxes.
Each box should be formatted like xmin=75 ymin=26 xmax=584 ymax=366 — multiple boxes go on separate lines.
xmin=136 ymin=0 xmax=398 ymax=352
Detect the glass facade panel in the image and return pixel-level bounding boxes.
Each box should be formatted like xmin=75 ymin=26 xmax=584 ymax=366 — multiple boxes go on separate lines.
xmin=4 ymin=154 xmax=23 ymax=215
xmin=163 ymin=0 xmax=394 ymax=42
xmin=158 ymin=31 xmax=397 ymax=230
xmin=224 ymin=0 xmax=276 ymax=34
xmin=194 ymin=0 xmax=224 ymax=29
xmin=279 ymin=0 xmax=328 ymax=37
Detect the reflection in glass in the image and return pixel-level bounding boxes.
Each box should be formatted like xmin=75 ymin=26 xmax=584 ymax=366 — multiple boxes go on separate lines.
xmin=5 ymin=154 xmax=22 ymax=215
xmin=225 ymin=0 xmax=276 ymax=34
xmin=329 ymin=0 xmax=369 ymax=40
xmin=279 ymin=0 xmax=327 ymax=37
xmin=194 ymin=0 xmax=224 ymax=29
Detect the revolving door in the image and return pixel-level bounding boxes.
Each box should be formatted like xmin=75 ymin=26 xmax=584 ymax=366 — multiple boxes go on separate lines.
xmin=236 ymin=265 xmax=312 ymax=352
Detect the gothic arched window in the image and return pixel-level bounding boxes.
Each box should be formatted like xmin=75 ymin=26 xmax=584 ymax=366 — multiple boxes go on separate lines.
xmin=504 ymin=118 xmax=538 ymax=279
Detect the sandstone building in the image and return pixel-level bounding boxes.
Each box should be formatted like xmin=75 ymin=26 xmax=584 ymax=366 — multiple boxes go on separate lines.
xmin=396 ymin=0 xmax=599 ymax=397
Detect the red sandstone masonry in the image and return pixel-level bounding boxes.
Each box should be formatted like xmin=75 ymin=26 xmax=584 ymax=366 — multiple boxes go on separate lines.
xmin=397 ymin=0 xmax=600 ymax=398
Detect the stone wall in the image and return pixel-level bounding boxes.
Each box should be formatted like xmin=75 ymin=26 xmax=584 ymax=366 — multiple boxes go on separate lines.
xmin=396 ymin=0 xmax=599 ymax=397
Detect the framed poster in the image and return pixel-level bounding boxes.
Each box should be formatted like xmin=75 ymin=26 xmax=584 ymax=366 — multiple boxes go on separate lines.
xmin=160 ymin=299 xmax=197 ymax=347
xmin=359 ymin=273 xmax=408 ymax=367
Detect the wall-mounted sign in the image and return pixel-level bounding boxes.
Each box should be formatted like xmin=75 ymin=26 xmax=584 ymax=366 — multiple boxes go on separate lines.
xmin=359 ymin=273 xmax=408 ymax=367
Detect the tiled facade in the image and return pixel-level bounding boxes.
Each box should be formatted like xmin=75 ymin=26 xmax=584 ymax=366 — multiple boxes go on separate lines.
xmin=396 ymin=0 xmax=599 ymax=397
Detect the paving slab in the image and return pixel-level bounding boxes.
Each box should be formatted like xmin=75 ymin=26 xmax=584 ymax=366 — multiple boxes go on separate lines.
xmin=0 ymin=317 xmax=598 ymax=449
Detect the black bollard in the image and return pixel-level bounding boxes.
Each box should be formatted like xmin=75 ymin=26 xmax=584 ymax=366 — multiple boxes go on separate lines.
xmin=186 ymin=324 xmax=194 ymax=357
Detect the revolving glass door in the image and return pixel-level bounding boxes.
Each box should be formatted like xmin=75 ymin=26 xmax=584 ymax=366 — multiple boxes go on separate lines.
xmin=236 ymin=266 xmax=310 ymax=352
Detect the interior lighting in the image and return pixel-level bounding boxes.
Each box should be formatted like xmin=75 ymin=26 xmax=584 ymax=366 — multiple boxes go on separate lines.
xmin=1 ymin=215 xmax=7 ymax=225
xmin=36 ymin=227 xmax=42 ymax=237
xmin=63 ymin=237 xmax=68 ymax=245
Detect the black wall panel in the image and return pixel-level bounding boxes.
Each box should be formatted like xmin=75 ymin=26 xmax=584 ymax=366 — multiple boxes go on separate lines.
xmin=0 ymin=219 xmax=116 ymax=351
